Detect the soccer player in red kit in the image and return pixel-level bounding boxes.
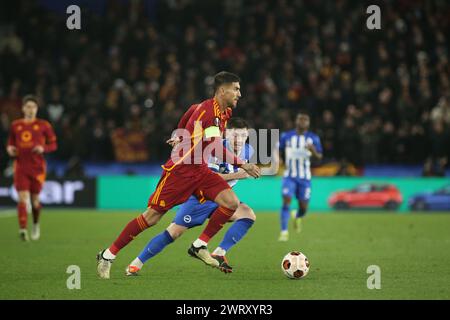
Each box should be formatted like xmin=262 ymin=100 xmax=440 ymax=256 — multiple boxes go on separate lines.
xmin=97 ymin=72 xmax=260 ymax=279
xmin=6 ymin=95 xmax=57 ymax=241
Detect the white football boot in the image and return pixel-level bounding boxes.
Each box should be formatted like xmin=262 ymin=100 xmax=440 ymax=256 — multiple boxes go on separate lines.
xmin=19 ymin=229 xmax=29 ymax=242
xmin=31 ymin=223 xmax=40 ymax=240
xmin=278 ymin=230 xmax=289 ymax=242
xmin=291 ymin=210 xmax=302 ymax=233
xmin=97 ymin=250 xmax=114 ymax=279
xmin=188 ymin=243 xmax=220 ymax=267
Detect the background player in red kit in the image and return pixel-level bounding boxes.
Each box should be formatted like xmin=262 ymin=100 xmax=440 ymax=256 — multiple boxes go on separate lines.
xmin=6 ymin=95 xmax=57 ymax=241
xmin=97 ymin=72 xmax=260 ymax=279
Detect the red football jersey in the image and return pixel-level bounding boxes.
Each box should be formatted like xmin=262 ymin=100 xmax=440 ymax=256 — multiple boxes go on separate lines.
xmin=163 ymin=98 xmax=242 ymax=171
xmin=7 ymin=118 xmax=57 ymax=172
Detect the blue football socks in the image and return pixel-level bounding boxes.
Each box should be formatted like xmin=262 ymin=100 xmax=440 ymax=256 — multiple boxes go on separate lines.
xmin=281 ymin=204 xmax=290 ymax=231
xmin=217 ymin=218 xmax=254 ymax=252
xmin=138 ymin=230 xmax=174 ymax=264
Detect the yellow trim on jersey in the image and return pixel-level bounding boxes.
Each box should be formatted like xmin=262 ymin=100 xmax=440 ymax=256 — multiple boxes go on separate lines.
xmin=152 ymin=172 xmax=172 ymax=205
xmin=198 ymin=190 xmax=206 ymax=204
xmin=213 ymin=99 xmax=220 ymax=117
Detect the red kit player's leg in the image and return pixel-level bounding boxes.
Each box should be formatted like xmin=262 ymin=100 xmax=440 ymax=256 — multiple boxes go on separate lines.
xmin=195 ymin=169 xmax=239 ymax=243
xmin=14 ymin=170 xmax=30 ymax=232
xmin=30 ymin=171 xmax=45 ymax=224
xmin=108 ymin=215 xmax=150 ymax=255
xmin=106 ymin=167 xmax=201 ymax=256
xmin=30 ymin=197 xmax=41 ymax=224
xmin=17 ymin=202 xmax=27 ymax=229
xmin=97 ymin=166 xmax=204 ymax=279
xmin=199 ymin=205 xmax=235 ymax=242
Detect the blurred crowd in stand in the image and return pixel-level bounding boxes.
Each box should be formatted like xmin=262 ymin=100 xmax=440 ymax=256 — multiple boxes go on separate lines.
xmin=1 ymin=0 xmax=449 ymax=176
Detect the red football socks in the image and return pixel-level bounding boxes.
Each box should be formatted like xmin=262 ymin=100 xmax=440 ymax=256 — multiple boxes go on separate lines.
xmin=109 ymin=215 xmax=149 ymax=255
xmin=17 ymin=202 xmax=27 ymax=229
xmin=32 ymin=204 xmax=41 ymax=224
xmin=199 ymin=206 xmax=235 ymax=243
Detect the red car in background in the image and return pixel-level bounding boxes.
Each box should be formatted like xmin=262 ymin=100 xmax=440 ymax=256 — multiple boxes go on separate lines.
xmin=328 ymin=183 xmax=403 ymax=210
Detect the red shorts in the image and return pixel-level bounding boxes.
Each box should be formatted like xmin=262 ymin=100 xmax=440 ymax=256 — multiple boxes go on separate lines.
xmin=14 ymin=169 xmax=46 ymax=194
xmin=148 ymin=164 xmax=231 ymax=214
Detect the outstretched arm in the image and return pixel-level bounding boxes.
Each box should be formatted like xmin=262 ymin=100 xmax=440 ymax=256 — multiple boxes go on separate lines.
xmin=44 ymin=122 xmax=58 ymax=153
xmin=306 ymin=144 xmax=322 ymax=161
xmin=218 ymin=169 xmax=249 ymax=181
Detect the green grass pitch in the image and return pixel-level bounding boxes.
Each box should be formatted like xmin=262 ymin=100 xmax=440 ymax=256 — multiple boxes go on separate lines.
xmin=1 ymin=209 xmax=450 ymax=300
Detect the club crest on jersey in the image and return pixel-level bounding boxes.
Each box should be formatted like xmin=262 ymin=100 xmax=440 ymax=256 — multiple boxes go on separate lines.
xmin=21 ymin=131 xmax=32 ymax=142
xmin=214 ymin=117 xmax=220 ymax=127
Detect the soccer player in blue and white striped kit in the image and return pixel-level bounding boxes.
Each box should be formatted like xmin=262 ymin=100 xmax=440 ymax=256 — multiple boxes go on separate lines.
xmin=126 ymin=118 xmax=255 ymax=275
xmin=277 ymin=111 xmax=323 ymax=241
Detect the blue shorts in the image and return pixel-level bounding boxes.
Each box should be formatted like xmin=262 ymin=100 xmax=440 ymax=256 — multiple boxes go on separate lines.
xmin=281 ymin=177 xmax=311 ymax=202
xmin=173 ymin=196 xmax=218 ymax=228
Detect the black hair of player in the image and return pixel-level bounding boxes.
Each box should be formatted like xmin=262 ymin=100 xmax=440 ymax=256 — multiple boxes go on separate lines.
xmin=22 ymin=94 xmax=39 ymax=107
xmin=227 ymin=117 xmax=248 ymax=129
xmin=214 ymin=71 xmax=241 ymax=92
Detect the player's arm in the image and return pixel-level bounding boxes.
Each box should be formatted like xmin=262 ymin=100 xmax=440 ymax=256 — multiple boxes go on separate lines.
xmin=166 ymin=104 xmax=199 ymax=147
xmin=177 ymin=104 xmax=198 ymax=129
xmin=43 ymin=121 xmax=58 ymax=153
xmin=221 ymin=144 xmax=253 ymax=180
xmin=307 ymin=146 xmax=322 ymax=160
xmin=306 ymin=137 xmax=323 ymax=161
xmin=208 ymin=136 xmax=259 ymax=177
xmin=207 ymin=161 xmax=249 ymax=181
xmin=202 ymin=106 xmax=260 ymax=177
xmin=218 ymin=169 xmax=249 ymax=181
xmin=6 ymin=126 xmax=17 ymax=157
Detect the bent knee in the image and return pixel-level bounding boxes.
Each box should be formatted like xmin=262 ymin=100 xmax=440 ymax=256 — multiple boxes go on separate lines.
xmin=142 ymin=208 xmax=163 ymax=226
xmin=224 ymin=196 xmax=240 ymax=211
xmin=18 ymin=194 xmax=28 ymax=203
xmin=238 ymin=204 xmax=256 ymax=221
xmin=166 ymin=224 xmax=185 ymax=240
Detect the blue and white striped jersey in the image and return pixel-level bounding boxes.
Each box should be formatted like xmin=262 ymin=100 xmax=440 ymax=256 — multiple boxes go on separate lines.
xmin=278 ymin=130 xmax=322 ymax=180
xmin=208 ymin=139 xmax=254 ymax=188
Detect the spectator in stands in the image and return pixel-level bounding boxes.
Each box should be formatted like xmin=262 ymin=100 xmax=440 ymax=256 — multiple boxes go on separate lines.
xmin=0 ymin=0 xmax=448 ymax=175
xmin=423 ymin=120 xmax=449 ymax=176
xmin=431 ymin=96 xmax=450 ymax=126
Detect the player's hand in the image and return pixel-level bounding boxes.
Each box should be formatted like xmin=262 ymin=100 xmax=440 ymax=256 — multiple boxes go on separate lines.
xmin=6 ymin=146 xmax=17 ymax=157
xmin=306 ymin=143 xmax=322 ymax=160
xmin=241 ymin=163 xmax=261 ymax=178
xmin=235 ymin=169 xmax=250 ymax=180
xmin=306 ymin=144 xmax=316 ymax=153
xmin=32 ymin=145 xmax=45 ymax=154
xmin=166 ymin=136 xmax=181 ymax=148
